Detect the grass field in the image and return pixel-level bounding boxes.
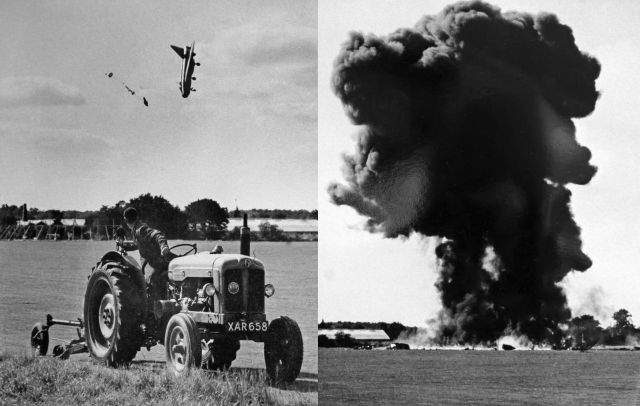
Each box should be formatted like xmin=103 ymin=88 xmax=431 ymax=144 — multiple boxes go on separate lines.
xmin=319 ymin=348 xmax=640 ymax=405
xmin=0 ymin=353 xmax=317 ymax=406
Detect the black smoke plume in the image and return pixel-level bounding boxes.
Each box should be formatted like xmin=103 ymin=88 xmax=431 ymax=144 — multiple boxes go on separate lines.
xmin=328 ymin=1 xmax=600 ymax=344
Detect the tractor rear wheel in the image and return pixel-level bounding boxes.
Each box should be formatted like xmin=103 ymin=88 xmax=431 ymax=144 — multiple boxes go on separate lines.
xmin=30 ymin=322 xmax=48 ymax=356
xmin=264 ymin=316 xmax=303 ymax=384
xmin=165 ymin=313 xmax=201 ymax=376
xmin=84 ymin=267 xmax=142 ymax=366
xmin=202 ymin=338 xmax=240 ymax=370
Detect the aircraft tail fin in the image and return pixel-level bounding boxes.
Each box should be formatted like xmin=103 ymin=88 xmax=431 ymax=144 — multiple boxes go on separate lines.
xmin=170 ymin=45 xmax=185 ymax=58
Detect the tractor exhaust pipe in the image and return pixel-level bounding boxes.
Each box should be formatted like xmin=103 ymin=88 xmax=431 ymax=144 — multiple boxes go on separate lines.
xmin=240 ymin=213 xmax=250 ymax=256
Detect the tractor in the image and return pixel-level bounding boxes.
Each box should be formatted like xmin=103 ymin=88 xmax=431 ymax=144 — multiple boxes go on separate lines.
xmin=30 ymin=214 xmax=303 ymax=384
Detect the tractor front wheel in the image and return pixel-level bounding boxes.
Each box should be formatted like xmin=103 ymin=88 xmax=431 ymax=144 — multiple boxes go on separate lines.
xmin=165 ymin=313 xmax=201 ymax=376
xmin=264 ymin=316 xmax=303 ymax=384
xmin=84 ymin=267 xmax=142 ymax=366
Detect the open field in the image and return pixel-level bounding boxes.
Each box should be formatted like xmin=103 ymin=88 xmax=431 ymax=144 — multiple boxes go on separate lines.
xmin=319 ymin=348 xmax=640 ymax=405
xmin=0 ymin=353 xmax=317 ymax=405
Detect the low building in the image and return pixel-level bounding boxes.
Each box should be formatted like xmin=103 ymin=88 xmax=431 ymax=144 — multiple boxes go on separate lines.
xmin=18 ymin=219 xmax=85 ymax=227
xmin=3 ymin=219 xmax=88 ymax=240
xmin=227 ymin=218 xmax=317 ymax=240
xmin=318 ymin=329 xmax=391 ymax=347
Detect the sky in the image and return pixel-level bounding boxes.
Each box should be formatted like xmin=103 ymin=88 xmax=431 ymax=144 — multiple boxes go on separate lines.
xmin=319 ymin=0 xmax=640 ymax=327
xmin=0 ymin=0 xmax=317 ymax=211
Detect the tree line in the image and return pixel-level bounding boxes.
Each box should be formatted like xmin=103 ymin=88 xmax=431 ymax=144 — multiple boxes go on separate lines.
xmin=319 ymin=309 xmax=640 ymax=349
xmin=565 ymin=309 xmax=640 ymax=349
xmin=1 ymin=194 xmax=317 ymax=241
xmin=232 ymin=208 xmax=317 ymax=220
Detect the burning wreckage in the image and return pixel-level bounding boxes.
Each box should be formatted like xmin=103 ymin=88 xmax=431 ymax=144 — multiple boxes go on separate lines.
xmin=329 ymin=1 xmax=601 ymax=348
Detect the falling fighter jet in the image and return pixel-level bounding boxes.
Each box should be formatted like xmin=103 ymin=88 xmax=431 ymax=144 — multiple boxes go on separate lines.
xmin=170 ymin=41 xmax=199 ymax=98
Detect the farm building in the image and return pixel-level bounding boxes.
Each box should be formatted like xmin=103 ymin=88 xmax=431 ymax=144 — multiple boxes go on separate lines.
xmin=0 ymin=219 xmax=88 ymax=240
xmin=227 ymin=218 xmax=317 ymax=240
xmin=17 ymin=219 xmax=85 ymax=227
xmin=318 ymin=329 xmax=391 ymax=346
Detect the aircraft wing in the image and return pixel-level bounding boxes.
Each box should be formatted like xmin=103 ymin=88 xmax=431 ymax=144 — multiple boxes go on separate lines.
xmin=170 ymin=45 xmax=185 ymax=58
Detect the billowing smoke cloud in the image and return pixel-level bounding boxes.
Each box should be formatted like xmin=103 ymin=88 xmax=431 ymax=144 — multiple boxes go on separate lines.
xmin=574 ymin=286 xmax=614 ymax=322
xmin=329 ymin=1 xmax=600 ymax=344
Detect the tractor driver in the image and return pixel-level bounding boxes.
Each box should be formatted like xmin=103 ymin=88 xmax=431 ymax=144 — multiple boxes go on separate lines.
xmin=122 ymin=207 xmax=177 ymax=300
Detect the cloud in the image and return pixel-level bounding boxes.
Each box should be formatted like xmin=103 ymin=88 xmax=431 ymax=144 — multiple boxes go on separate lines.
xmin=0 ymin=120 xmax=129 ymax=190
xmin=263 ymin=98 xmax=317 ymax=123
xmin=291 ymin=64 xmax=318 ymax=90
xmin=0 ymin=120 xmax=114 ymax=150
xmin=241 ymin=35 xmax=317 ymax=67
xmin=0 ymin=76 xmax=86 ymax=108
xmin=210 ymin=23 xmax=316 ymax=68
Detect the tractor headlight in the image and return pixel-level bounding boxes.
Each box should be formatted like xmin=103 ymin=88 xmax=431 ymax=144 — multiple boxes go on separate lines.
xmin=203 ymin=283 xmax=216 ymax=297
xmin=264 ymin=284 xmax=275 ymax=298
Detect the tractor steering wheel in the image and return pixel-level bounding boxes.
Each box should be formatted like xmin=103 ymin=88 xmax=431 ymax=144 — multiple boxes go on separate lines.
xmin=169 ymin=243 xmax=197 ymax=257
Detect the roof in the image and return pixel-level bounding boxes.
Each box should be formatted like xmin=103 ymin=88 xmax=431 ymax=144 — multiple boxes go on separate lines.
xmin=318 ymin=329 xmax=391 ymax=341
xmin=18 ymin=219 xmax=86 ymax=226
xmin=227 ymin=218 xmax=317 ymax=232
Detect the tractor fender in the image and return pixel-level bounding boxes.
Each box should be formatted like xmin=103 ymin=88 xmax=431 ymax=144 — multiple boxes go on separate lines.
xmin=97 ymin=251 xmax=145 ymax=292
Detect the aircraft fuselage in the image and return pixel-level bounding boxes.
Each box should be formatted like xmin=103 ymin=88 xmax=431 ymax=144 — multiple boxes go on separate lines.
xmin=171 ymin=42 xmax=197 ymax=98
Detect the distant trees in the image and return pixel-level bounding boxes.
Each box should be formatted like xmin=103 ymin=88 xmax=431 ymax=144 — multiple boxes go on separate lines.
xmin=0 ymin=204 xmax=45 ymax=225
xmin=548 ymin=309 xmax=640 ymax=347
xmin=127 ymin=194 xmax=188 ymax=239
xmin=83 ymin=195 xmax=234 ymax=240
xmin=257 ymin=222 xmax=287 ymax=241
xmin=604 ymin=308 xmax=639 ymax=345
xmin=568 ymin=315 xmax=602 ymax=348
xmin=0 ymin=204 xmax=19 ymax=226
xmin=49 ymin=210 xmax=64 ymax=225
xmin=84 ymin=201 xmax=127 ymax=236
xmin=185 ymin=199 xmax=229 ymax=240
xmin=613 ymin=309 xmax=633 ymax=334
xmin=83 ymin=195 xmax=187 ymax=239
xmin=334 ymin=332 xmax=358 ymax=348
xmin=243 ymin=208 xmax=317 ymax=220
xmin=28 ymin=207 xmax=40 ymax=219
xmin=0 ymin=198 xmax=316 ymax=241
xmin=318 ymin=335 xmax=334 ymax=348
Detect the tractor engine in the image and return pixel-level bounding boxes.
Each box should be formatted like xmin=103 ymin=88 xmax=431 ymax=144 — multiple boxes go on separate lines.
xmin=168 ymin=277 xmax=213 ymax=312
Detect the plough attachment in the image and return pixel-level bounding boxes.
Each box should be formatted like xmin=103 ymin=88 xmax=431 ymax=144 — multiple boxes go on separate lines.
xmin=30 ymin=314 xmax=87 ymax=360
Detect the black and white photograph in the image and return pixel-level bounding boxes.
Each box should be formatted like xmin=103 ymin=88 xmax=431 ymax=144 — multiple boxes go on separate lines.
xmin=0 ymin=1 xmax=317 ymax=404
xmin=4 ymin=0 xmax=640 ymax=405
xmin=319 ymin=0 xmax=640 ymax=404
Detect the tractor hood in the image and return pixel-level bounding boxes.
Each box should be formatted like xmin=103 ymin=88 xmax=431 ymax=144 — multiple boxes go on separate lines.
xmin=167 ymin=252 xmax=264 ymax=282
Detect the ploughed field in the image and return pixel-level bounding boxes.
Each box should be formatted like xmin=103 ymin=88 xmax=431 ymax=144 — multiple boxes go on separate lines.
xmin=319 ymin=348 xmax=640 ymax=405
xmin=0 ymin=240 xmax=317 ymax=374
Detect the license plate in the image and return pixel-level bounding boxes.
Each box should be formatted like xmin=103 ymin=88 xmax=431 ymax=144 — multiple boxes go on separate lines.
xmin=226 ymin=320 xmax=268 ymax=333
